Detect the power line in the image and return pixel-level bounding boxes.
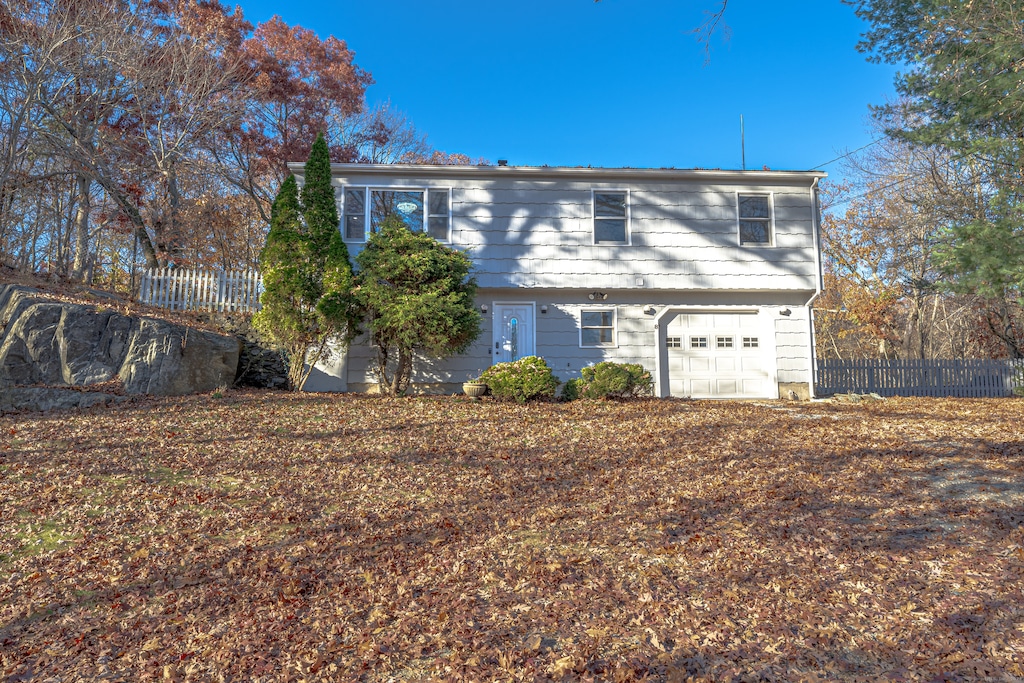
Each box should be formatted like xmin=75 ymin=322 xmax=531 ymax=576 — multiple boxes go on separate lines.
xmin=812 ymin=44 xmax=1017 ymax=170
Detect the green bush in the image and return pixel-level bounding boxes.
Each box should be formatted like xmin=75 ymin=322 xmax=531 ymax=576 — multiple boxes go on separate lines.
xmin=478 ymin=356 xmax=559 ymax=403
xmin=576 ymin=361 xmax=653 ymax=399
xmin=560 ymin=377 xmax=582 ymax=402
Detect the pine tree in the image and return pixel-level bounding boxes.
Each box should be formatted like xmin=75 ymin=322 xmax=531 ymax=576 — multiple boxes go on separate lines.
xmin=254 ymin=134 xmax=360 ymax=389
xmin=356 ymin=214 xmax=481 ymax=396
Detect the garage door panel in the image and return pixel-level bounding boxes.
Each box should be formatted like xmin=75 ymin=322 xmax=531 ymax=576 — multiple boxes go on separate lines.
xmin=665 ymin=311 xmax=774 ymax=399
xmin=691 ymin=379 xmax=711 ymax=395
xmin=717 ymin=379 xmax=738 ymax=394
xmin=690 ymin=357 xmax=710 ymax=371
xmin=740 ymin=356 xmax=762 ymax=371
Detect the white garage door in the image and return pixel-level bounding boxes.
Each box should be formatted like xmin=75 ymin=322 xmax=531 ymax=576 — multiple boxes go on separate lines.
xmin=665 ymin=312 xmax=773 ymax=398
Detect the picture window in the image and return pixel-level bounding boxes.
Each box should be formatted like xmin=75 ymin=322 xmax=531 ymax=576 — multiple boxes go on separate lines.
xmin=342 ymin=186 xmax=451 ymax=242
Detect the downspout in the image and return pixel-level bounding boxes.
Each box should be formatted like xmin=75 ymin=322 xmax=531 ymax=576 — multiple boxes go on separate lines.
xmin=806 ymin=176 xmax=823 ymax=397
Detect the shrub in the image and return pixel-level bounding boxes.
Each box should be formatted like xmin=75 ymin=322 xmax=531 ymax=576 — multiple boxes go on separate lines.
xmin=560 ymin=377 xmax=582 ymax=402
xmin=479 ymin=356 xmax=559 ymax=403
xmin=577 ymin=361 xmax=653 ymax=399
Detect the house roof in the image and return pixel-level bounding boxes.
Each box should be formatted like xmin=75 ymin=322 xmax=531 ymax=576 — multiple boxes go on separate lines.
xmin=286 ymin=163 xmax=827 ymax=184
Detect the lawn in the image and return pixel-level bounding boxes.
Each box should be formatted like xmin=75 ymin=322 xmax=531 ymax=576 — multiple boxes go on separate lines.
xmin=2 ymin=393 xmax=1023 ymax=681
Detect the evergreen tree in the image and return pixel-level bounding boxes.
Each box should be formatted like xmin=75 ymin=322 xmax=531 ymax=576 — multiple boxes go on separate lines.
xmin=356 ymin=215 xmax=481 ymax=396
xmin=254 ymin=134 xmax=360 ymax=389
xmin=849 ymin=0 xmax=1024 ymax=355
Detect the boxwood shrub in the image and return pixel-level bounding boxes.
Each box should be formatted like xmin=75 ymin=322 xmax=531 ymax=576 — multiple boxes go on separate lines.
xmin=570 ymin=361 xmax=653 ymax=400
xmin=478 ymin=356 xmax=559 ymax=403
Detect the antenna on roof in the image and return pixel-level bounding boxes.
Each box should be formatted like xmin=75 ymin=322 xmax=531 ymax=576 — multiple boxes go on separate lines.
xmin=740 ymin=115 xmax=746 ymax=171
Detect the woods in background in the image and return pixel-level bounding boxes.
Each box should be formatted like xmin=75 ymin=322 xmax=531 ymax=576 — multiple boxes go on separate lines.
xmin=0 ymin=0 xmax=475 ymax=287
xmin=817 ymin=0 xmax=1024 ymax=360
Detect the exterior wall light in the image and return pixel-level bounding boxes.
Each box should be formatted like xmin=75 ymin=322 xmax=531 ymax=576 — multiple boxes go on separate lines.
xmin=480 ymin=304 xmax=488 ymax=314
xmin=780 ymin=308 xmax=792 ymax=316
xmin=588 ymin=292 xmax=608 ymax=301
xmin=540 ymin=305 xmax=548 ymax=314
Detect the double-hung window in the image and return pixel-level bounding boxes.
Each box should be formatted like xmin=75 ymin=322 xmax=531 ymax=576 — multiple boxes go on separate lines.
xmin=580 ymin=308 xmax=616 ymax=347
xmin=593 ymin=190 xmax=629 ymax=244
xmin=737 ymin=193 xmax=773 ymax=245
xmin=342 ymin=187 xmax=451 ymax=242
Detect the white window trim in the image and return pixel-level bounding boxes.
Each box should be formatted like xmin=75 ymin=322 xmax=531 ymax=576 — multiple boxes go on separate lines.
xmin=591 ymin=188 xmax=631 ymax=246
xmin=736 ymin=191 xmax=775 ymax=246
xmin=427 ymin=187 xmax=453 ymax=243
xmin=341 ymin=186 xmax=452 ymax=244
xmin=579 ymin=306 xmax=617 ymax=348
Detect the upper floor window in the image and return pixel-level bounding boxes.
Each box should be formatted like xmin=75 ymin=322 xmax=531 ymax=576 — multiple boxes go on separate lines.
xmin=593 ymin=190 xmax=629 ymax=245
xmin=342 ymin=187 xmax=451 ymax=242
xmin=738 ymin=193 xmax=773 ymax=245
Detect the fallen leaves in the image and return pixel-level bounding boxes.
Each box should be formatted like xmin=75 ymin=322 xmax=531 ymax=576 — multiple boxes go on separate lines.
xmin=1 ymin=393 xmax=1023 ymax=680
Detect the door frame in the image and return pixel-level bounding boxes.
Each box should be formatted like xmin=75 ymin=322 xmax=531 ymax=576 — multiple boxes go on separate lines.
xmin=491 ymin=301 xmax=537 ymax=365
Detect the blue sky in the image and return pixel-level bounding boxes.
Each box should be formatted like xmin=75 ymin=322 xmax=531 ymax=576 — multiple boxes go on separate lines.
xmin=238 ymin=0 xmax=899 ymax=176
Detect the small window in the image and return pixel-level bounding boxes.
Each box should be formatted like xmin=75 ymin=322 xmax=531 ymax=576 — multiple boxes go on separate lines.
xmin=666 ymin=336 xmax=681 ymax=348
xmin=690 ymin=336 xmax=708 ymax=349
xmin=743 ymin=336 xmax=759 ymax=348
xmin=738 ymin=194 xmax=772 ymax=245
xmin=343 ymin=187 xmax=366 ymax=241
xmin=581 ymin=309 xmax=615 ymax=347
xmin=427 ymin=189 xmax=450 ymax=240
xmin=717 ymin=336 xmax=734 ymax=349
xmin=593 ymin=191 xmax=628 ymax=244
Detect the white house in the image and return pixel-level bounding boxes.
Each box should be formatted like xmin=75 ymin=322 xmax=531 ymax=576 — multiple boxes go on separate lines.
xmin=290 ymin=162 xmax=826 ymax=400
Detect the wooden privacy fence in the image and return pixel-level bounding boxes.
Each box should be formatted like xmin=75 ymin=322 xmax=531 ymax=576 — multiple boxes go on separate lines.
xmin=816 ymin=358 xmax=1024 ymax=398
xmin=139 ymin=268 xmax=262 ymax=313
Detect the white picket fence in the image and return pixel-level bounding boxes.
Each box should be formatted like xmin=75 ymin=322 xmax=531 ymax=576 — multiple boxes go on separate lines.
xmin=816 ymin=358 xmax=1024 ymax=398
xmin=138 ymin=268 xmax=262 ymax=313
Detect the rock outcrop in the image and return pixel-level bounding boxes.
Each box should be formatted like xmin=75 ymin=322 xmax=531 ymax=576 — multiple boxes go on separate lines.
xmin=0 ymin=284 xmax=241 ymax=407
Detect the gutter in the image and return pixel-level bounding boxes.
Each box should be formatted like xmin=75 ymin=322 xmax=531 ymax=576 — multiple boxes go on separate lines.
xmin=288 ymin=162 xmax=828 ymax=185
xmin=806 ymin=176 xmax=823 ymax=397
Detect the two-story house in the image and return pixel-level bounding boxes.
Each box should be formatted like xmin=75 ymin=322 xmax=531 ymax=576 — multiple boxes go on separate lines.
xmin=290 ymin=163 xmax=826 ymax=400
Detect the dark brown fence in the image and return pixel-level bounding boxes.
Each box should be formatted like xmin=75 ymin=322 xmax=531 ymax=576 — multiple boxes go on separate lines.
xmin=816 ymin=358 xmax=1024 ymax=398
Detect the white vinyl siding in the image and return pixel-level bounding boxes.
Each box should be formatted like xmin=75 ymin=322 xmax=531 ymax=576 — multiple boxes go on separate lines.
xmin=325 ymin=172 xmax=820 ymax=291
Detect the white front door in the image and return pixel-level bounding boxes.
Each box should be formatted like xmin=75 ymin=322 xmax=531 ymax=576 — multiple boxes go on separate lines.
xmin=492 ymin=303 xmax=535 ymax=364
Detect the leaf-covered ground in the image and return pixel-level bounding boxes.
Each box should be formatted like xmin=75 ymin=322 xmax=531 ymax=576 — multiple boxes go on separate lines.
xmin=2 ymin=393 xmax=1023 ymax=682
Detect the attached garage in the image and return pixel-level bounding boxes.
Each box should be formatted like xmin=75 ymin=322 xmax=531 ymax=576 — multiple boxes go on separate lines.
xmin=661 ymin=310 xmax=778 ymax=399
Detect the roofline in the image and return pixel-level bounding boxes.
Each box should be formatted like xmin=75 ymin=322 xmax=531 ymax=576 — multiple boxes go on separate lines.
xmin=285 ymin=162 xmax=827 ymax=183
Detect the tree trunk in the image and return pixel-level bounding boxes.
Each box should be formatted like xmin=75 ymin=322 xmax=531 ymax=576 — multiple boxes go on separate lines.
xmin=71 ymin=174 xmax=91 ymax=281
xmin=390 ymin=346 xmax=412 ymax=396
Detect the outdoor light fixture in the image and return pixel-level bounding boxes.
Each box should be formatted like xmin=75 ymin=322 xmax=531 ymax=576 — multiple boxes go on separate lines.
xmin=588 ymin=292 xmax=608 ymax=301
xmin=480 ymin=304 xmax=488 ymax=314
xmin=643 ymin=304 xmax=656 ymax=314
xmin=780 ymin=308 xmax=792 ymax=316
xmin=540 ymin=305 xmax=548 ymax=314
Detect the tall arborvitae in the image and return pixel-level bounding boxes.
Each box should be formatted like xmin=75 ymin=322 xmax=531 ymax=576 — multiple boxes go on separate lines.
xmin=254 ymin=135 xmax=360 ymax=390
